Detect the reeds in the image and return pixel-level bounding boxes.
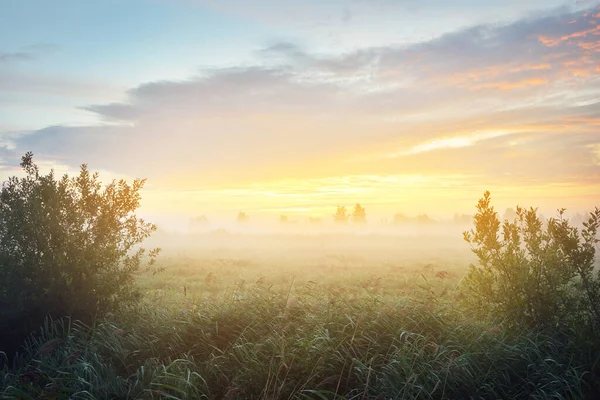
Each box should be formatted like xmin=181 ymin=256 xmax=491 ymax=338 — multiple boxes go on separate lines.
xmin=1 ymin=281 xmax=593 ymax=399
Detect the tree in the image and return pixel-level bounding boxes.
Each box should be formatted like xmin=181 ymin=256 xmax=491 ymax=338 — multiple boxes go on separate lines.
xmin=334 ymin=206 xmax=349 ymax=224
xmin=462 ymin=191 xmax=600 ymax=332
xmin=0 ymin=152 xmax=159 ymax=356
xmin=453 ymin=213 xmax=472 ymax=225
xmin=416 ymin=214 xmax=434 ymax=224
xmin=190 ymin=215 xmax=209 ymax=226
xmin=280 ymin=215 xmax=288 ymax=223
xmin=393 ymin=212 xmax=410 ymax=224
xmin=237 ymin=211 xmax=249 ymax=223
xmin=352 ymin=203 xmax=366 ymax=224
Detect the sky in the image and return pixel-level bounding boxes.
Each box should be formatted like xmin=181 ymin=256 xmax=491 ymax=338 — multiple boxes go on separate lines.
xmin=1 ymin=0 xmax=599 ymax=227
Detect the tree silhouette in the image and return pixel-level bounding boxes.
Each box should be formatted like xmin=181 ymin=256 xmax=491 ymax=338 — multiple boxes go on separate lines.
xmin=190 ymin=215 xmax=209 ymax=227
xmin=352 ymin=203 xmax=366 ymax=223
xmin=280 ymin=215 xmax=288 ymax=223
xmin=237 ymin=211 xmax=249 ymax=223
xmin=416 ymin=214 xmax=434 ymax=224
xmin=453 ymin=213 xmax=472 ymax=224
xmin=393 ymin=212 xmax=410 ymax=224
xmin=334 ymin=206 xmax=349 ymax=224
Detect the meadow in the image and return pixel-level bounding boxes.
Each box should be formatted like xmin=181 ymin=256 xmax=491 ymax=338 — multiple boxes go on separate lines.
xmin=2 ymin=230 xmax=597 ymax=399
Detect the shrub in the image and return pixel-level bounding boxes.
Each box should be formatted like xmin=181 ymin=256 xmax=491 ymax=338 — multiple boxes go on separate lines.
xmin=462 ymin=191 xmax=600 ymax=332
xmin=0 ymin=152 xmax=159 ymax=357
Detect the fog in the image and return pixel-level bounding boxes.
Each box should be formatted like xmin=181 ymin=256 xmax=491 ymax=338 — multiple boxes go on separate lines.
xmin=143 ymin=219 xmax=475 ymax=270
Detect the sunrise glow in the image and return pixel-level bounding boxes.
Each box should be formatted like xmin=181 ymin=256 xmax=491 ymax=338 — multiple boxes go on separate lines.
xmin=1 ymin=0 xmax=599 ymax=229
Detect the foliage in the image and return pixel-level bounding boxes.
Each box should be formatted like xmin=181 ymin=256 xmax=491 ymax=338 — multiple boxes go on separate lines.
xmin=393 ymin=212 xmax=410 ymax=224
xmin=462 ymin=191 xmax=600 ymax=332
xmin=416 ymin=214 xmax=434 ymax=224
xmin=237 ymin=211 xmax=249 ymax=223
xmin=189 ymin=215 xmax=209 ymax=227
xmin=453 ymin=213 xmax=473 ymax=225
xmin=0 ymin=152 xmax=159 ymax=358
xmin=334 ymin=206 xmax=349 ymax=224
xmin=1 ymin=283 xmax=589 ymax=400
xmin=3 ymin=177 xmax=600 ymax=398
xmin=352 ymin=203 xmax=366 ymax=224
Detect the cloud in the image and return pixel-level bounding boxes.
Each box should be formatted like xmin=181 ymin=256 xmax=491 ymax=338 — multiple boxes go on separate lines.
xmin=589 ymin=143 xmax=600 ymax=166
xmin=0 ymin=52 xmax=34 ymax=63
xmin=0 ymin=72 xmax=124 ymax=99
xmin=341 ymin=8 xmax=352 ymax=24
xmin=79 ymin=66 xmax=351 ymax=125
xmin=391 ymin=130 xmax=521 ymax=156
xmin=0 ymin=44 xmax=58 ymax=63
xmin=316 ymin=5 xmax=600 ymax=89
xmin=7 ymin=4 xmax=600 ymax=191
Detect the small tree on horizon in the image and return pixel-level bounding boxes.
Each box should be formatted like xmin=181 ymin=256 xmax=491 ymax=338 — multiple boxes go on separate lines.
xmin=190 ymin=215 xmax=210 ymax=227
xmin=237 ymin=211 xmax=249 ymax=223
xmin=334 ymin=206 xmax=349 ymax=224
xmin=416 ymin=213 xmax=435 ymax=224
xmin=453 ymin=213 xmax=473 ymax=225
xmin=393 ymin=212 xmax=410 ymax=224
xmin=352 ymin=203 xmax=366 ymax=223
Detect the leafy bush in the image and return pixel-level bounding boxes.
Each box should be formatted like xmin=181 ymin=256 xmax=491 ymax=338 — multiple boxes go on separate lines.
xmin=462 ymin=191 xmax=600 ymax=332
xmin=0 ymin=152 xmax=159 ymax=357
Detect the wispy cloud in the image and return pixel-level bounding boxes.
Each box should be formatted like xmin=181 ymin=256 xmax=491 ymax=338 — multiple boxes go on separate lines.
xmin=0 ymin=44 xmax=58 ymax=63
xmin=390 ymin=130 xmax=521 ymax=157
xmin=590 ymin=143 xmax=600 ymax=166
xmin=0 ymin=52 xmax=33 ymax=63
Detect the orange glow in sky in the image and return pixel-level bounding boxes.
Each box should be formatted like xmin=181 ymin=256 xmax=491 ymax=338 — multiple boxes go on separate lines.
xmin=1 ymin=1 xmax=599 ymax=227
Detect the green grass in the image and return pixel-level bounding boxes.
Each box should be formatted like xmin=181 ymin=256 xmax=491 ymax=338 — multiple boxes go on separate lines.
xmin=1 ymin=247 xmax=598 ymax=399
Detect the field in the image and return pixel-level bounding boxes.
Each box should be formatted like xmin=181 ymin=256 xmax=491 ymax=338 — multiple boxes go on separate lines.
xmin=2 ymin=230 xmax=597 ymax=399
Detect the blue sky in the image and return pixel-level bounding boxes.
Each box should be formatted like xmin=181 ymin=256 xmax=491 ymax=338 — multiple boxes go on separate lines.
xmin=2 ymin=0 xmax=583 ymax=130
xmin=1 ymin=0 xmax=599 ymax=222
xmin=1 ymin=0 xmax=269 ymax=130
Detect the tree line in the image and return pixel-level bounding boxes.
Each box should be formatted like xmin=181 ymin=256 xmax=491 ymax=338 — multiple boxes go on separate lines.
xmin=189 ymin=206 xmax=587 ymax=227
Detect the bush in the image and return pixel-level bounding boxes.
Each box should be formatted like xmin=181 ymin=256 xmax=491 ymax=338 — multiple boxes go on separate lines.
xmin=0 ymin=152 xmax=159 ymax=358
xmin=462 ymin=191 xmax=600 ymax=332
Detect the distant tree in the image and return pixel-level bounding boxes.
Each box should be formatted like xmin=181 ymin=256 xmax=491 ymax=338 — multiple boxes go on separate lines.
xmin=190 ymin=215 xmax=209 ymax=227
xmin=334 ymin=206 xmax=349 ymax=224
xmin=453 ymin=213 xmax=473 ymax=225
xmin=0 ymin=152 xmax=160 ymax=357
xmin=352 ymin=203 xmax=367 ymax=224
xmin=393 ymin=212 xmax=410 ymax=224
xmin=416 ymin=214 xmax=435 ymax=224
xmin=237 ymin=211 xmax=249 ymax=223
xmin=572 ymin=212 xmax=587 ymax=227
xmin=280 ymin=215 xmax=288 ymax=223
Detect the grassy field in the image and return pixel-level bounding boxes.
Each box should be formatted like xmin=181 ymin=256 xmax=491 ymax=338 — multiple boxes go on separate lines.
xmin=1 ymin=232 xmax=597 ymax=399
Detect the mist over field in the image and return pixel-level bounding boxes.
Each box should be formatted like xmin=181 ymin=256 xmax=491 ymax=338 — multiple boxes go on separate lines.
xmin=145 ymin=226 xmax=474 ymax=278
xmin=2 ymin=0 xmax=600 ymax=398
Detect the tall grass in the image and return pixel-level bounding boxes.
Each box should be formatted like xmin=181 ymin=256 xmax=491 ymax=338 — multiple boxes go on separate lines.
xmin=1 ymin=280 xmax=593 ymax=399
